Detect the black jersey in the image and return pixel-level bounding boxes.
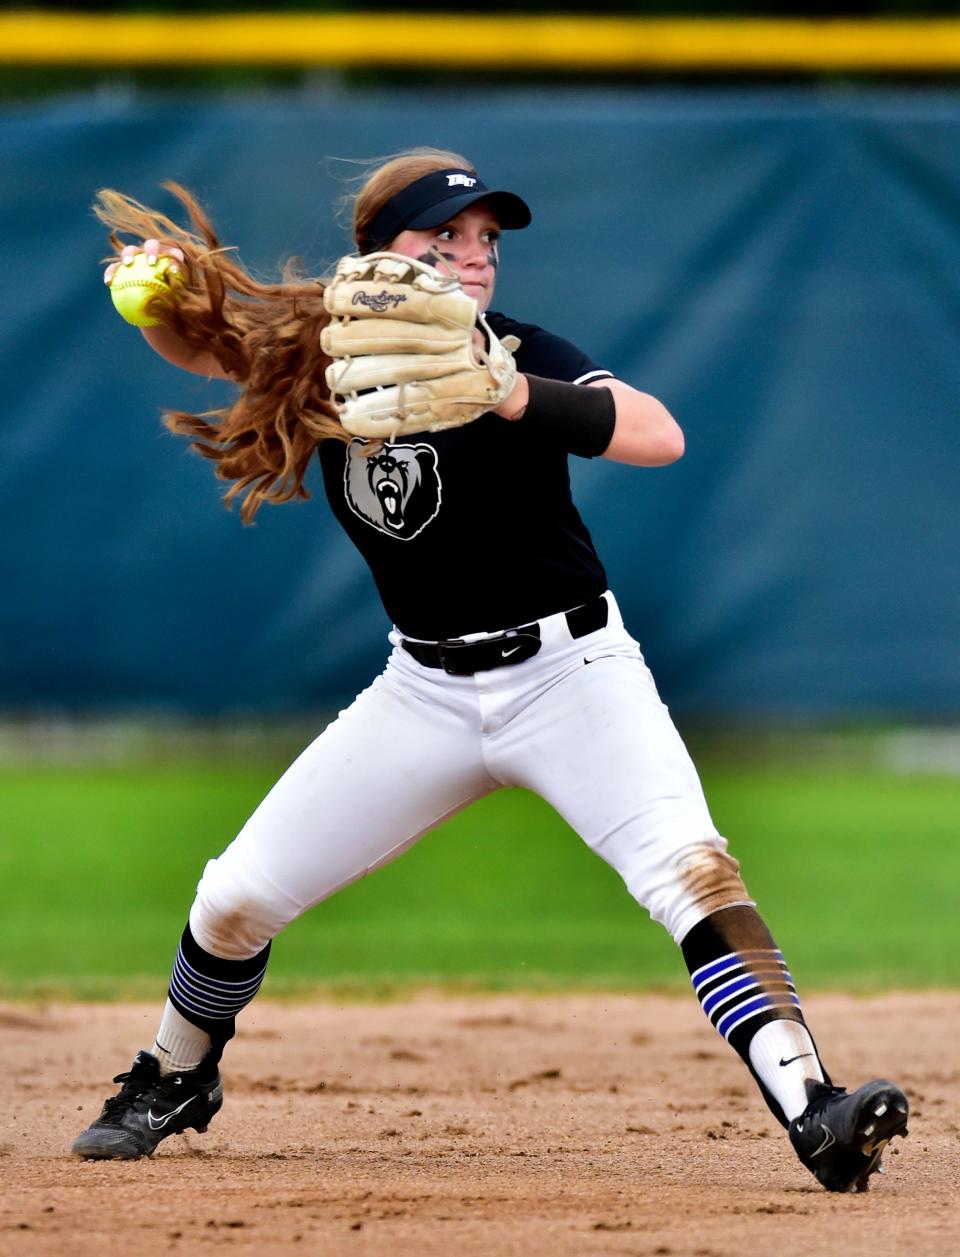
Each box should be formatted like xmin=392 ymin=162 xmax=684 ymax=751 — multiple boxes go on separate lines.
xmin=318 ymin=313 xmax=615 ymax=640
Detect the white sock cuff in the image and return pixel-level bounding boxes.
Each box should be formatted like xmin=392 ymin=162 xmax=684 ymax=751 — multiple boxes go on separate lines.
xmin=152 ymin=999 xmax=213 ymax=1075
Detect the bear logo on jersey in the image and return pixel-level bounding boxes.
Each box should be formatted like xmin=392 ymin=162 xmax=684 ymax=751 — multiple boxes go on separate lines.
xmin=344 ymin=439 xmax=442 ymax=540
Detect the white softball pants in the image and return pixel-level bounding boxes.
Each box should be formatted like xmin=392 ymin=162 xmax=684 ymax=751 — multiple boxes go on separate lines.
xmin=189 ymin=592 xmax=751 ymax=960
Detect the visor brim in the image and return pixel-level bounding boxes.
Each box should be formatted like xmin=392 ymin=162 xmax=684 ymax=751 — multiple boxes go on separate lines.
xmin=405 ymin=189 xmax=532 ymax=232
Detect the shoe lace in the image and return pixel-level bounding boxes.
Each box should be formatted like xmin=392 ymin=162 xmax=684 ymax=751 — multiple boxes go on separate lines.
xmin=100 ymin=1062 xmax=161 ymax=1120
xmin=797 ymin=1081 xmax=847 ymax=1128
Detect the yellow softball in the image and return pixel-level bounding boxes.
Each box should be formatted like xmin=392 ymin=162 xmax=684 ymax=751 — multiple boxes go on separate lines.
xmin=108 ymin=252 xmax=184 ymax=327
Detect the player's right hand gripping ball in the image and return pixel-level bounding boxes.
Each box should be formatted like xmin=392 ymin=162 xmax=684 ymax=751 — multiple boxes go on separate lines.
xmin=320 ymin=252 xmax=520 ymax=441
xmin=105 ymin=240 xmax=185 ymax=327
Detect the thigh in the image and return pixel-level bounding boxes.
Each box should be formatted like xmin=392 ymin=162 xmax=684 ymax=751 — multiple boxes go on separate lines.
xmin=501 ymin=641 xmax=747 ymax=940
xmin=195 ymin=663 xmax=496 ymax=939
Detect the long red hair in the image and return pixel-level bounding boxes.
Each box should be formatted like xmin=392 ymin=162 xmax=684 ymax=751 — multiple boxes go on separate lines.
xmin=93 ymin=147 xmax=471 ymax=522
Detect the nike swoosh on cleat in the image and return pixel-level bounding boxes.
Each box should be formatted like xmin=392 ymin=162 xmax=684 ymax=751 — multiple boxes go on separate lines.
xmin=146 ymin=1096 xmax=196 ymax=1131
xmin=810 ymin=1124 xmax=836 ymax=1158
xmin=779 ymin=1052 xmax=815 ymax=1067
xmin=501 ymin=646 xmax=521 ymax=658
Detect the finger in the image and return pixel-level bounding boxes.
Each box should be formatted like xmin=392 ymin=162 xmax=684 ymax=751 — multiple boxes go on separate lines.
xmin=326 ymin=353 xmax=465 ymax=395
xmin=142 ymin=238 xmax=161 ymax=263
xmin=104 ymin=262 xmax=119 ymax=284
xmin=322 ymin=320 xmax=470 ymax=358
xmin=120 ymin=244 xmax=140 ymax=264
xmin=345 ymin=251 xmax=461 ymax=296
xmin=338 ymin=377 xmax=488 ymax=437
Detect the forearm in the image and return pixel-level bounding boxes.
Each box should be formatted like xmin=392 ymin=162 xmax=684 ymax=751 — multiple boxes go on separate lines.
xmin=140 ymin=324 xmax=232 ymax=380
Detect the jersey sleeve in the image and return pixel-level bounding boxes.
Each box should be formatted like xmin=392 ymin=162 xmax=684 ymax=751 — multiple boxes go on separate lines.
xmin=486 ymin=313 xmax=615 ymax=387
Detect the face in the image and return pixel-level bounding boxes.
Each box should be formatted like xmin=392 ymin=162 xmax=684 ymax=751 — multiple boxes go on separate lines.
xmin=390 ymin=203 xmax=501 ymax=311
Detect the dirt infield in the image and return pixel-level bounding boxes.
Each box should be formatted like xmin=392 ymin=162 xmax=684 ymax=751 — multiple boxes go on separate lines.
xmin=1 ymin=993 xmax=958 ymax=1256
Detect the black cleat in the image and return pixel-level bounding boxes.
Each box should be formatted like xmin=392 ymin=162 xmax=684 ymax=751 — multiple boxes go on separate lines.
xmin=72 ymin=1050 xmax=223 ymax=1160
xmin=789 ymin=1078 xmax=909 ymax=1193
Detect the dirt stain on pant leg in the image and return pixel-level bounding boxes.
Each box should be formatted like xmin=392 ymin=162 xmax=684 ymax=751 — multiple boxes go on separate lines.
xmin=678 ymin=854 xmax=803 ymax=1014
xmin=198 ymin=906 xmax=273 ymax=961
xmin=677 ymin=844 xmax=752 ymax=921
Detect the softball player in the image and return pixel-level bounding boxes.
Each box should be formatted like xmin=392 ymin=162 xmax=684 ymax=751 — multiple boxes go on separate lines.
xmin=74 ymin=148 xmax=907 ymax=1192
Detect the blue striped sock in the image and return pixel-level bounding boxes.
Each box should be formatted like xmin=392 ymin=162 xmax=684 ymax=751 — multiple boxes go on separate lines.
xmin=691 ymin=948 xmax=801 ymax=1042
xmin=680 ymin=908 xmax=822 ymax=1128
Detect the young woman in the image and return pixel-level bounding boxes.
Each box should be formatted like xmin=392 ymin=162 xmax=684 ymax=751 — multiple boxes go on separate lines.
xmin=74 ymin=147 xmax=907 ymax=1192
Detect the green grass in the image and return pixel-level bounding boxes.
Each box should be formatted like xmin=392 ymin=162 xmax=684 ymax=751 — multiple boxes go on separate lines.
xmin=1 ymin=755 xmax=957 ymax=999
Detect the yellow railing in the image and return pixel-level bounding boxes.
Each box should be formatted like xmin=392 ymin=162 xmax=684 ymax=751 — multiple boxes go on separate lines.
xmin=2 ymin=13 xmax=960 ymax=71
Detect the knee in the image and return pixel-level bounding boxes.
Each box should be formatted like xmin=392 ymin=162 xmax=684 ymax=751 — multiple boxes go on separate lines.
xmin=675 ymin=842 xmax=751 ymax=918
xmin=190 ymin=857 xmax=287 ymax=960
xmin=645 ymin=839 xmax=755 ymax=944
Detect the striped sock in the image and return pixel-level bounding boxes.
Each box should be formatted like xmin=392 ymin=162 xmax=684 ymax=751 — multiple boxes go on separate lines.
xmin=165 ymin=923 xmax=271 ymax=1062
xmin=690 ymin=947 xmax=801 ymax=1046
xmin=680 ymin=908 xmax=829 ymax=1127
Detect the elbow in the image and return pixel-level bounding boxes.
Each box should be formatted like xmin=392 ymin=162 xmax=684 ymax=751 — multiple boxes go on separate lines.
xmin=659 ymin=422 xmax=685 ymax=465
xmin=602 ymin=388 xmax=685 ymax=465
xmin=636 ymin=395 xmax=685 ymax=465
xmin=640 ymin=416 xmax=684 ymax=466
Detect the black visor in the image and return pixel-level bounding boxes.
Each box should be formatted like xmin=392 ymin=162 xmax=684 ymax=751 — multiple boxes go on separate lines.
xmin=364 ymin=168 xmax=531 ymax=252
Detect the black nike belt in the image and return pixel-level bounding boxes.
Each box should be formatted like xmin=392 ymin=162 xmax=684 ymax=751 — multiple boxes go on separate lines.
xmin=400 ymin=595 xmax=609 ymax=677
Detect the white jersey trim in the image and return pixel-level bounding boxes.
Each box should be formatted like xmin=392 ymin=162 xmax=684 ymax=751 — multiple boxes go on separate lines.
xmin=573 ymin=369 xmax=615 ymax=386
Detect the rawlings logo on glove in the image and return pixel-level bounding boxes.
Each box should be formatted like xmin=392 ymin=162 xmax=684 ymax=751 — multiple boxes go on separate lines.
xmin=320 ymin=252 xmax=520 ymax=441
xmin=351 ymin=289 xmax=408 ymax=313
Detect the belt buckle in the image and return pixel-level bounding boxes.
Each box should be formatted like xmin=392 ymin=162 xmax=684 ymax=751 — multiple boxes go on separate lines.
xmin=436 ymin=638 xmax=471 ymax=676
xmin=435 ymin=626 xmax=542 ymax=676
